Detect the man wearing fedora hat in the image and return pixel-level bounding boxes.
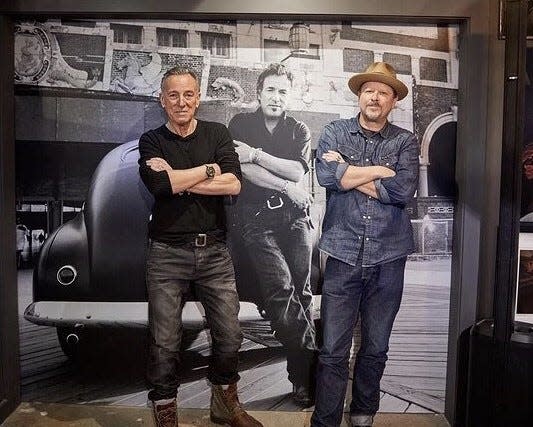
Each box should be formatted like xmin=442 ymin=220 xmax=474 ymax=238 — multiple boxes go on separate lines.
xmin=310 ymin=62 xmax=419 ymax=427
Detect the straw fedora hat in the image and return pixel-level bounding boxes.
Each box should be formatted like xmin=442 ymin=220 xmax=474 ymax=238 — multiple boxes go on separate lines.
xmin=348 ymin=62 xmax=408 ymax=101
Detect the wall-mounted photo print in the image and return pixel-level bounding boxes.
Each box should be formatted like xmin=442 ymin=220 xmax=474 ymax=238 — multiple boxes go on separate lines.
xmin=15 ymin=18 xmax=459 ymax=415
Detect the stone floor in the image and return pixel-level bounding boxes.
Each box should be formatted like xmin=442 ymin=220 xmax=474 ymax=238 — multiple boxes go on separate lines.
xmin=3 ymin=402 xmax=451 ymax=427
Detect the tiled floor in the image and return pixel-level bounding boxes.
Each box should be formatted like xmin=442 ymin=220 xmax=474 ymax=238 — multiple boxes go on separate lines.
xmin=3 ymin=402 xmax=451 ymax=427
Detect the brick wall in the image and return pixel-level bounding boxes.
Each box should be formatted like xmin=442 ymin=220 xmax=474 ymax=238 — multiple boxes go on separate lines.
xmin=414 ymin=85 xmax=457 ymax=142
xmin=340 ymin=23 xmax=450 ymax=52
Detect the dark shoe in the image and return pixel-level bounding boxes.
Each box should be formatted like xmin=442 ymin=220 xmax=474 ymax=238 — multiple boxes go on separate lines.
xmin=292 ymin=384 xmax=314 ymax=407
xmin=152 ymin=399 xmax=178 ymax=427
xmin=210 ymin=383 xmax=263 ymax=426
xmin=350 ymin=413 xmax=374 ymax=427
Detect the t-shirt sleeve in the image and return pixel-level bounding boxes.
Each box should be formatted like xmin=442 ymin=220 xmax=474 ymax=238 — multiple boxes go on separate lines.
xmin=138 ymin=131 xmax=173 ymax=197
xmin=294 ymin=120 xmax=311 ymax=173
xmin=215 ymin=123 xmax=242 ymax=181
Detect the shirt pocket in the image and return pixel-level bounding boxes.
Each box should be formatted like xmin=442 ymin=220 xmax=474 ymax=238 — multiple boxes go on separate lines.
xmin=374 ymin=147 xmax=400 ymax=170
xmin=338 ymin=144 xmax=363 ymax=165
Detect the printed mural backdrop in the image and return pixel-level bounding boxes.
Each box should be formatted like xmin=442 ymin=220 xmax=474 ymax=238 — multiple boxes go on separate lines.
xmin=15 ymin=19 xmax=458 ymax=413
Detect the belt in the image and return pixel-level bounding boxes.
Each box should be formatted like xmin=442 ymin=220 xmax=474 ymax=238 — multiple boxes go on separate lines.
xmin=172 ymin=233 xmax=224 ymax=247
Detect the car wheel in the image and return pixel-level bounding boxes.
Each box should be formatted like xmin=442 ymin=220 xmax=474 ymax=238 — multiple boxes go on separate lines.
xmin=56 ymin=327 xmax=81 ymax=360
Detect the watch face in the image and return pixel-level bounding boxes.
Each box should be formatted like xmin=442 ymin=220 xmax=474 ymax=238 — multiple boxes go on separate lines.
xmin=206 ymin=165 xmax=215 ymax=178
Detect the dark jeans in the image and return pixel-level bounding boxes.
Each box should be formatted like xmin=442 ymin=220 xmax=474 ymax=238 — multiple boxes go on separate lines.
xmin=232 ymin=207 xmax=316 ymax=387
xmin=145 ymin=240 xmax=243 ymax=401
xmin=311 ymin=255 xmax=406 ymax=427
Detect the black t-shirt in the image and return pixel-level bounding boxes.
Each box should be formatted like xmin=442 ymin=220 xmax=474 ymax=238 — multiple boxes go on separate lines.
xmin=138 ymin=120 xmax=241 ymax=243
xmin=228 ymin=109 xmax=311 ymax=209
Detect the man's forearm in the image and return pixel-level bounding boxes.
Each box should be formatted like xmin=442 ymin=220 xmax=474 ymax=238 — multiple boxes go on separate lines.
xmin=166 ymin=165 xmax=210 ymax=194
xmin=340 ymin=165 xmax=394 ymax=190
xmin=252 ymin=149 xmax=305 ymax=182
xmin=241 ymin=163 xmax=290 ymax=192
xmin=355 ymin=181 xmax=379 ymax=198
xmin=187 ymin=173 xmax=241 ymax=196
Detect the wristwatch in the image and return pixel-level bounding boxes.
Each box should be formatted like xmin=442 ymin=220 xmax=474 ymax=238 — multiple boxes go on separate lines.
xmin=205 ymin=164 xmax=216 ymax=179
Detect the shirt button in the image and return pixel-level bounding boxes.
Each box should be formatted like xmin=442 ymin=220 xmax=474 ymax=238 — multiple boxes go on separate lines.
xmin=365 ymin=158 xmax=370 ymax=162
xmin=350 ymin=155 xmax=354 ymax=159
xmin=365 ymin=238 xmax=369 ymax=241
xmin=367 ymin=216 xmax=371 ymax=219
xmin=362 ymin=215 xmax=366 ymax=219
xmin=368 ymin=196 xmax=372 ymax=199
xmin=369 ymin=140 xmax=373 ymax=144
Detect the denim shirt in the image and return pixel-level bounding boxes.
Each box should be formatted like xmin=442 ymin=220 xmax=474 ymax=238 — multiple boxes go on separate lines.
xmin=316 ymin=115 xmax=419 ymax=267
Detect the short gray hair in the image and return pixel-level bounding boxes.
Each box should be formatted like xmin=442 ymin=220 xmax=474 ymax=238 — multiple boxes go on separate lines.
xmin=160 ymin=67 xmax=200 ymax=91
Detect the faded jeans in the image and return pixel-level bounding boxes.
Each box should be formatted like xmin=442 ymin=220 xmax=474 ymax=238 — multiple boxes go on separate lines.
xmin=233 ymin=207 xmax=316 ymax=387
xmin=311 ymin=255 xmax=406 ymax=427
xmin=146 ymin=240 xmax=243 ymax=401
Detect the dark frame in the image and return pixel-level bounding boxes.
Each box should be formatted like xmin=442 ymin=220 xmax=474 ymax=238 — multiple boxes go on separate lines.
xmin=499 ymin=0 xmax=533 ymax=38
xmin=0 ymin=1 xmax=502 ymax=426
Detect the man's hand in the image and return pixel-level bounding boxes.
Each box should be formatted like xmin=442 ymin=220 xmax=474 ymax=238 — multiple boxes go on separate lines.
xmin=234 ymin=140 xmax=254 ymax=163
xmin=378 ymin=166 xmax=396 ymax=178
xmin=322 ymin=150 xmax=345 ymax=163
xmin=146 ymin=157 xmax=172 ymax=172
xmin=286 ymin=182 xmax=313 ymax=210
xmin=322 ymin=150 xmax=396 ymax=179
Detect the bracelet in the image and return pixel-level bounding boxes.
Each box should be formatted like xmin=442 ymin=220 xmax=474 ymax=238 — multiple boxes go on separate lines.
xmin=280 ymin=180 xmax=289 ymax=194
xmin=249 ymin=148 xmax=262 ymax=163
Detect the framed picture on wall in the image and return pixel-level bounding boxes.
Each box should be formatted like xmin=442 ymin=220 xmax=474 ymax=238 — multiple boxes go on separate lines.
xmin=499 ymin=0 xmax=533 ymax=39
xmin=516 ymin=233 xmax=533 ymax=324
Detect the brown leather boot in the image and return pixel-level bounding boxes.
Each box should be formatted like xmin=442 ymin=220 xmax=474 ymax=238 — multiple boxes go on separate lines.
xmin=151 ymin=399 xmax=178 ymax=427
xmin=210 ymin=383 xmax=263 ymax=426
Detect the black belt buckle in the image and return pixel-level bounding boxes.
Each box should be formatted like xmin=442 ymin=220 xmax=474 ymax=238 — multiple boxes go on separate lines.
xmin=195 ymin=233 xmax=207 ymax=247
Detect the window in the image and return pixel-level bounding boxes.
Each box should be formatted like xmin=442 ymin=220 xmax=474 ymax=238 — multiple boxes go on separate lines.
xmin=383 ymin=52 xmax=412 ymax=75
xmin=157 ymin=28 xmax=187 ymax=48
xmin=420 ymin=57 xmax=448 ymax=82
xmin=201 ymin=32 xmax=230 ymax=57
xmin=343 ymin=48 xmax=374 ymax=73
xmin=110 ymin=24 xmax=142 ymax=44
xmin=264 ymin=39 xmax=290 ymax=63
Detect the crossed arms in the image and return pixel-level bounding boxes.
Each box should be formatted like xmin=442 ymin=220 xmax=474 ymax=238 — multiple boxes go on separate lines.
xmin=316 ymin=123 xmax=419 ymax=205
xmin=145 ymin=157 xmax=240 ymax=196
xmin=232 ymin=140 xmax=311 ymax=209
xmin=320 ymin=150 xmax=394 ymax=199
xmin=138 ymin=128 xmax=241 ymax=197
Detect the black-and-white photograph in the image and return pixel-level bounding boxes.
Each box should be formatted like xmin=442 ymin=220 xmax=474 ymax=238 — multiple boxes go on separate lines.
xmin=15 ymin=19 xmax=458 ymax=416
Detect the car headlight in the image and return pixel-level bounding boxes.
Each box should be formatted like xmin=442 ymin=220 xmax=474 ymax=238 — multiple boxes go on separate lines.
xmin=57 ymin=265 xmax=77 ymax=286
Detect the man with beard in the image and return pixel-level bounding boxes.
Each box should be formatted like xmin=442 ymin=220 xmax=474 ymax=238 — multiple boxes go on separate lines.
xmin=311 ymin=62 xmax=419 ymax=427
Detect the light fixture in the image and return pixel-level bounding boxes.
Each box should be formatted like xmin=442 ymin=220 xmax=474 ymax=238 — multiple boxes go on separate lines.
xmin=281 ymin=22 xmax=310 ymax=62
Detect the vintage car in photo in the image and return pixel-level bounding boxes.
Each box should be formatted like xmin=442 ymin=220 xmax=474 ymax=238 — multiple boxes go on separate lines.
xmin=23 ymin=140 xmax=323 ymax=358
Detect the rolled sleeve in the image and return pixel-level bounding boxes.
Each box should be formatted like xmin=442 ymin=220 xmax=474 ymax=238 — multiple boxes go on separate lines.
xmin=316 ymin=124 xmax=347 ymax=191
xmin=138 ymin=134 xmax=172 ymax=198
xmin=215 ymin=124 xmax=242 ymax=181
xmin=294 ymin=121 xmax=311 ymax=174
xmin=376 ymin=135 xmax=419 ymax=206
xmin=374 ymin=178 xmax=391 ymax=204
